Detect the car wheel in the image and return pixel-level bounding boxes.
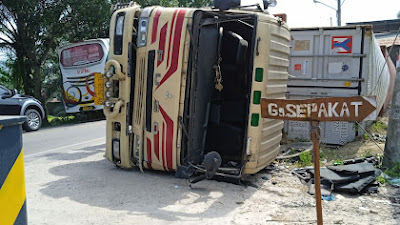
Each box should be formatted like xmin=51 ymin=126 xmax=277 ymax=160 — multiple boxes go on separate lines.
xmin=23 ymin=109 xmax=42 ymax=131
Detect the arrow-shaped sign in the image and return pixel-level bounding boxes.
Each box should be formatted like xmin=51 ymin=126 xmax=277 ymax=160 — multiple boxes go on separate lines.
xmin=261 ymin=96 xmax=377 ymax=122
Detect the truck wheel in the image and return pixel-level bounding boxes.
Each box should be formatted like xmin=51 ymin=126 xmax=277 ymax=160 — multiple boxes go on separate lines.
xmin=23 ymin=109 xmax=42 ymax=131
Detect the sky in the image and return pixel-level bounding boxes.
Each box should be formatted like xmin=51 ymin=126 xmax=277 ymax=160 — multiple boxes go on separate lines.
xmin=1 ymin=1 xmax=399 ymax=63
xmin=269 ymin=0 xmax=400 ymax=27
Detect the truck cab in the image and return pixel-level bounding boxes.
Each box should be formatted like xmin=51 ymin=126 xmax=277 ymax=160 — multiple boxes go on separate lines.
xmin=98 ymin=1 xmax=290 ymax=179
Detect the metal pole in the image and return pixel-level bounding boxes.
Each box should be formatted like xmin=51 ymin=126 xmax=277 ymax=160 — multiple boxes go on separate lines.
xmin=311 ymin=121 xmax=323 ymax=225
xmin=383 ymin=68 xmax=400 ymax=168
xmin=337 ymin=0 xmax=341 ymax=26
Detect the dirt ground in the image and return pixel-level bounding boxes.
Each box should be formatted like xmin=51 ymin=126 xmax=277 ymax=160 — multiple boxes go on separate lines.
xmin=24 ymin=141 xmax=400 ymax=225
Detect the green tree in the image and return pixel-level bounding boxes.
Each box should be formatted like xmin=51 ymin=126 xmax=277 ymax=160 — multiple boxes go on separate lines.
xmin=0 ymin=56 xmax=22 ymax=90
xmin=1 ymin=0 xmax=212 ymax=116
xmin=0 ymin=0 xmax=113 ymax=104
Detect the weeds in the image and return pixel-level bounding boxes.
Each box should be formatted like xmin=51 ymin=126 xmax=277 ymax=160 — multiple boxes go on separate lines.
xmin=385 ymin=162 xmax=400 ymax=178
xmin=368 ymin=121 xmax=387 ymax=134
xmin=376 ymin=175 xmax=386 ymax=185
xmin=299 ymin=151 xmax=313 ymax=167
xmin=47 ymin=115 xmax=79 ymax=126
xmin=333 ymin=160 xmax=343 ymax=165
xmin=361 ymin=148 xmax=374 ymax=158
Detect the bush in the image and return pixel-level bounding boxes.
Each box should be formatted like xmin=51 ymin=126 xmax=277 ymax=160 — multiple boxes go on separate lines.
xmin=299 ymin=151 xmax=313 ymax=166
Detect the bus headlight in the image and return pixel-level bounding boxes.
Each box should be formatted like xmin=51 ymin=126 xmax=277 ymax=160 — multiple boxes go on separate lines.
xmin=112 ymin=139 xmax=121 ymax=161
xmin=105 ymin=81 xmax=112 ymax=88
xmin=105 ymin=100 xmax=112 ymax=107
xmin=105 ymin=91 xmax=112 ymax=98
xmin=106 ymin=70 xmax=113 ymax=78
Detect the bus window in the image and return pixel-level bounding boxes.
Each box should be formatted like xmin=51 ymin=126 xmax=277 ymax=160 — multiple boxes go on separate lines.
xmin=61 ymin=43 xmax=104 ymax=67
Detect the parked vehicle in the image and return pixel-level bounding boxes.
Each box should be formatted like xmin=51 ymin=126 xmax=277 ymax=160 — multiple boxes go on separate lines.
xmin=57 ymin=39 xmax=109 ymax=115
xmin=0 ymin=85 xmax=45 ymax=131
xmin=95 ymin=0 xmax=290 ymax=180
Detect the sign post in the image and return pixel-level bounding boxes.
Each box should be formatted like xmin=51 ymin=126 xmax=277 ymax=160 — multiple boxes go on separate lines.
xmin=261 ymin=96 xmax=377 ymax=225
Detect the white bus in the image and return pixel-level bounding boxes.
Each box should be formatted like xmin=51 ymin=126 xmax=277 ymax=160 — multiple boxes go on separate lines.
xmin=57 ymin=39 xmax=109 ymax=114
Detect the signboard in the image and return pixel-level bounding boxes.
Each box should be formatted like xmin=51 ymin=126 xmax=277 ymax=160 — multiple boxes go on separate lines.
xmin=261 ymin=96 xmax=377 ymax=122
xmin=332 ymin=36 xmax=352 ymax=53
xmin=261 ymin=95 xmax=377 ymax=225
xmin=93 ymin=73 xmax=105 ymax=105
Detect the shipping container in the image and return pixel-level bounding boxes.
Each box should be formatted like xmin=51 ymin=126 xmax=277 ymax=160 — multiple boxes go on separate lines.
xmin=285 ymin=26 xmax=390 ymax=145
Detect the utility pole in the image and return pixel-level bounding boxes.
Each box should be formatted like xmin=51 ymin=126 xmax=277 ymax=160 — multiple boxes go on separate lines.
xmin=383 ymin=67 xmax=400 ymax=168
xmin=313 ymin=0 xmax=342 ymax=26
xmin=337 ymin=0 xmax=341 ymax=26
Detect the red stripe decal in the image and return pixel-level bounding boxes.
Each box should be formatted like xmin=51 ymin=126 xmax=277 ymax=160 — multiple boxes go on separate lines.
xmin=151 ymin=10 xmax=162 ymax=44
xmin=154 ymin=130 xmax=160 ymax=160
xmin=156 ymin=9 xmax=186 ymax=90
xmin=159 ymin=105 xmax=174 ymax=170
xmin=166 ymin=10 xmax=178 ymax=67
xmin=157 ymin=22 xmax=168 ymax=67
xmin=86 ymin=73 xmax=95 ymax=96
xmin=86 ymin=85 xmax=95 ymax=96
xmin=162 ymin=122 xmax=167 ymax=170
xmin=146 ymin=138 xmax=152 ymax=169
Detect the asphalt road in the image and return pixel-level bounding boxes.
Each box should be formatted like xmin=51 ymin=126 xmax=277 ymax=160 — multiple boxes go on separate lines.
xmin=23 ymin=120 xmax=106 ymax=157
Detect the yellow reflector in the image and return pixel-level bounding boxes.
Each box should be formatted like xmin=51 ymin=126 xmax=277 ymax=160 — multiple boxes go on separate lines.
xmin=94 ymin=73 xmax=105 ymax=105
xmin=344 ymin=81 xmax=351 ymax=87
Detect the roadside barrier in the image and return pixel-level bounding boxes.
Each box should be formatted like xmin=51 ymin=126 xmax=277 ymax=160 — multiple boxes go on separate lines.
xmin=0 ymin=116 xmax=27 ymax=225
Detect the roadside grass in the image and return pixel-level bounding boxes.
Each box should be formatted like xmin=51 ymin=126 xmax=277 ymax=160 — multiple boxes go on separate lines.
xmin=47 ymin=115 xmax=74 ymax=122
xmin=45 ymin=115 xmax=79 ymax=126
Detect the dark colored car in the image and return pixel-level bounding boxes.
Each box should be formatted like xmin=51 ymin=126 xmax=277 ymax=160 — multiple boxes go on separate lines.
xmin=0 ymin=85 xmax=45 ymax=131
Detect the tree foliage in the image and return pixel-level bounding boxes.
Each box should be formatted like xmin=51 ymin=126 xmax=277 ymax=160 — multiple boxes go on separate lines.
xmin=0 ymin=0 xmax=212 ymax=113
xmin=0 ymin=0 xmax=114 ymax=102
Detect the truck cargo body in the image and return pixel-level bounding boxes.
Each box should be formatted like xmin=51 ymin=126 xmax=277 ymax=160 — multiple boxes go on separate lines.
xmin=100 ymin=5 xmax=290 ymax=177
xmin=285 ymin=26 xmax=390 ymax=145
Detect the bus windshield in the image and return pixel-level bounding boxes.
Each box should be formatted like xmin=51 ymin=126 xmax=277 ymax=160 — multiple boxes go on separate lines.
xmin=60 ymin=43 xmax=104 ymax=67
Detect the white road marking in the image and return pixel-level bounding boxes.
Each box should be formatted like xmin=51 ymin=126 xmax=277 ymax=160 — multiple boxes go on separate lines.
xmin=25 ymin=137 xmax=106 ymax=158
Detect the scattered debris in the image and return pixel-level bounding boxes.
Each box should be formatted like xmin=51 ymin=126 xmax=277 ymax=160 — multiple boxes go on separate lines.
xmin=292 ymin=161 xmax=381 ymax=194
xmin=321 ymin=194 xmax=336 ymax=201
xmin=382 ymin=174 xmax=400 ymax=188
xmin=372 ymin=133 xmax=386 ymax=142
xmin=277 ymin=142 xmax=313 ymax=160
xmin=261 ymin=175 xmax=270 ymax=180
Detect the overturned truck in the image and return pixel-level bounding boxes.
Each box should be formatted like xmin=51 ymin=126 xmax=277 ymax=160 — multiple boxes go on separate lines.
xmin=97 ymin=0 xmax=290 ymax=181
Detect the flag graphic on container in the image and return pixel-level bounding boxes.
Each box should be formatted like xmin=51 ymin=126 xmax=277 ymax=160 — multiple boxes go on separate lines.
xmin=332 ymin=36 xmax=352 ymax=53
